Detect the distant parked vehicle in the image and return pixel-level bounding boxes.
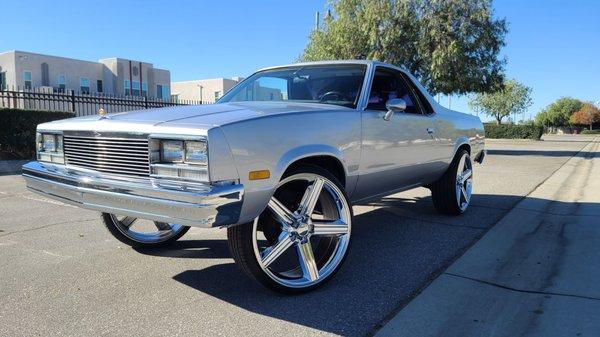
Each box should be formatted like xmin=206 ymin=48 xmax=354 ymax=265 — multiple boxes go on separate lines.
xmin=22 ymin=60 xmax=485 ymax=293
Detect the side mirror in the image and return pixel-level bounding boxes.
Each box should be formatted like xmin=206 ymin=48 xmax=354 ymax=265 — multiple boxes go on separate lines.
xmin=383 ymin=98 xmax=407 ymax=121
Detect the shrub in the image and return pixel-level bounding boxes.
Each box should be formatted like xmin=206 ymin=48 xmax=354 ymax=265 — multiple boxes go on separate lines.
xmin=0 ymin=108 xmax=74 ymax=159
xmin=484 ymin=123 xmax=544 ymax=140
xmin=581 ymin=129 xmax=600 ymax=135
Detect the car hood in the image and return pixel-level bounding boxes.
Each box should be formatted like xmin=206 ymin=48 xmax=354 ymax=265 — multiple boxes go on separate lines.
xmin=38 ymin=101 xmax=341 ymax=135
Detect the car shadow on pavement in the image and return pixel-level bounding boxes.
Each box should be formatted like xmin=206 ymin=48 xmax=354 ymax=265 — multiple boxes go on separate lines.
xmin=169 ymin=193 xmax=531 ymax=336
xmin=134 ymin=239 xmax=231 ymax=259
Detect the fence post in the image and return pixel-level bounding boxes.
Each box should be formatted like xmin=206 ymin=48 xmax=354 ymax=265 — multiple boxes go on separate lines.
xmin=70 ymin=91 xmax=76 ymax=113
xmin=144 ymin=96 xmax=148 ymax=109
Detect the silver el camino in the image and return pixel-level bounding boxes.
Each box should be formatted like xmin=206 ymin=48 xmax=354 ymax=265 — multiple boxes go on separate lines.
xmin=22 ymin=60 xmax=485 ymax=293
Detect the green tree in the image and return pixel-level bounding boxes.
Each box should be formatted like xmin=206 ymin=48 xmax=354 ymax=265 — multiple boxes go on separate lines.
xmin=468 ymin=80 xmax=533 ymax=124
xmin=301 ymin=0 xmax=508 ymax=95
xmin=535 ymin=97 xmax=583 ymax=127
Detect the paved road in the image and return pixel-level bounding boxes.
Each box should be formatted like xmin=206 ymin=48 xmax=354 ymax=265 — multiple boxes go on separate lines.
xmin=0 ymin=135 xmax=594 ymax=337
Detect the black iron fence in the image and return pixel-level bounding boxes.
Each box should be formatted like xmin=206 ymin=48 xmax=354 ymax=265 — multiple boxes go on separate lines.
xmin=0 ymin=86 xmax=210 ymax=116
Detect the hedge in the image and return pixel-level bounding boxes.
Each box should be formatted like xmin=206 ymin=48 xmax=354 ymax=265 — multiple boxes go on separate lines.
xmin=581 ymin=129 xmax=600 ymax=134
xmin=484 ymin=123 xmax=544 ymax=140
xmin=0 ymin=108 xmax=74 ymax=159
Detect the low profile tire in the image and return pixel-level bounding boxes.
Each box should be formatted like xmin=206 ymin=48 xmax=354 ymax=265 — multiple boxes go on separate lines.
xmin=101 ymin=213 xmax=190 ymax=248
xmin=227 ymin=165 xmax=353 ymax=294
xmin=430 ymin=149 xmax=473 ymax=215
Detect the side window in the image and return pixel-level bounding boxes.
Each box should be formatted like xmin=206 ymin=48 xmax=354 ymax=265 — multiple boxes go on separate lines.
xmin=401 ymin=73 xmax=434 ymax=114
xmin=367 ymin=67 xmax=421 ymax=114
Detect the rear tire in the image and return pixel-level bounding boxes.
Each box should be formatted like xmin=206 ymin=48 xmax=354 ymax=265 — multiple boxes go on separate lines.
xmin=430 ymin=149 xmax=473 ymax=215
xmin=227 ymin=165 xmax=353 ymax=294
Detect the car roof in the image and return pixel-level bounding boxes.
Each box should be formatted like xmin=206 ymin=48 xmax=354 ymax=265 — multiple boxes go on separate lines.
xmin=256 ymin=60 xmax=407 ymax=72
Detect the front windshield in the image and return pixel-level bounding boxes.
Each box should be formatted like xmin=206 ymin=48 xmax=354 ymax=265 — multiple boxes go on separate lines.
xmin=219 ymin=64 xmax=367 ymax=108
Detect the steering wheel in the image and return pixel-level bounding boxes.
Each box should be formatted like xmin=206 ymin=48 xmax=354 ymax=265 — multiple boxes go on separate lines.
xmin=319 ymin=91 xmax=346 ymax=103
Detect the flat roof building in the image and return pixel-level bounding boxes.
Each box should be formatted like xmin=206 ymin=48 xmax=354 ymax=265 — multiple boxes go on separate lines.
xmin=0 ymin=50 xmax=171 ymax=99
xmin=171 ymin=77 xmax=244 ymax=103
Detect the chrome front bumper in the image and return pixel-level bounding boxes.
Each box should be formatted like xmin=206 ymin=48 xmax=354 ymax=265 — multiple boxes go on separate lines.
xmin=21 ymin=161 xmax=244 ymax=228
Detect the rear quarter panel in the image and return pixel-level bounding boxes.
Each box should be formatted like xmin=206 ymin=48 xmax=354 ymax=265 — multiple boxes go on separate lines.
xmin=434 ymin=107 xmax=485 ymax=165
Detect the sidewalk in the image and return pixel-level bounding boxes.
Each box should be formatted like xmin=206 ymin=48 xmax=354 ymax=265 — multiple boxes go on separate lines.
xmin=376 ymin=138 xmax=600 ymax=337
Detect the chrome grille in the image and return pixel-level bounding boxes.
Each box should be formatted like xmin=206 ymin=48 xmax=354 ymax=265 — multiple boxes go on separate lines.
xmin=63 ymin=134 xmax=150 ymax=177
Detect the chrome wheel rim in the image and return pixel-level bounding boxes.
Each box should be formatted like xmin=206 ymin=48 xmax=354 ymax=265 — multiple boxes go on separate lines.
xmin=252 ymin=173 xmax=352 ymax=288
xmin=455 ymin=153 xmax=473 ymax=212
xmin=109 ymin=214 xmax=186 ymax=244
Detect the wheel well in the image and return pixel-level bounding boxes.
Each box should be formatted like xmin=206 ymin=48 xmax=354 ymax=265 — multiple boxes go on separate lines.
xmin=283 ymin=156 xmax=346 ymax=187
xmin=456 ymin=143 xmax=471 ymax=156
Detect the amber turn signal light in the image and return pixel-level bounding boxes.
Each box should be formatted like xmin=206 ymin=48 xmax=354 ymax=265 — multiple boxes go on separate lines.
xmin=249 ymin=170 xmax=270 ymax=180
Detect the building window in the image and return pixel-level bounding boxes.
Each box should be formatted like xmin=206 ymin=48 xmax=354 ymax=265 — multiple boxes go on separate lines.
xmin=124 ymin=80 xmax=131 ymax=96
xmin=214 ymin=91 xmax=220 ymax=101
xmin=80 ymin=77 xmax=90 ymax=94
xmin=41 ymin=63 xmax=50 ymax=86
xmin=157 ymin=84 xmax=163 ymax=99
xmin=58 ymin=74 xmax=66 ymax=92
xmin=97 ymin=80 xmax=103 ymax=93
xmin=0 ymin=72 xmax=6 ymax=90
xmin=23 ymin=71 xmax=32 ymax=90
xmin=142 ymin=82 xmax=148 ymax=97
xmin=132 ymin=81 xmax=140 ymax=96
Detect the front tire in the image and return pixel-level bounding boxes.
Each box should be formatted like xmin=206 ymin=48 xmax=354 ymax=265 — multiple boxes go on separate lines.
xmin=101 ymin=213 xmax=190 ymax=248
xmin=227 ymin=165 xmax=353 ymax=294
xmin=430 ymin=149 xmax=473 ymax=215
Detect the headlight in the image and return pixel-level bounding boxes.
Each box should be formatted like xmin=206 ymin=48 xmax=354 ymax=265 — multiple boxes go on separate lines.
xmin=37 ymin=132 xmax=64 ymax=164
xmin=161 ymin=140 xmax=184 ymax=163
xmin=150 ymin=138 xmax=209 ymax=182
xmin=185 ymin=141 xmax=207 ymax=165
xmin=42 ymin=134 xmax=57 ymax=152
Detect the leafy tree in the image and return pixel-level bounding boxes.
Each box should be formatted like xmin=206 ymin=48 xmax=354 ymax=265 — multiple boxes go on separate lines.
xmin=535 ymin=97 xmax=583 ymax=127
xmin=570 ymin=102 xmax=600 ymax=130
xmin=301 ymin=0 xmax=507 ymax=95
xmin=468 ymin=80 xmax=532 ymax=124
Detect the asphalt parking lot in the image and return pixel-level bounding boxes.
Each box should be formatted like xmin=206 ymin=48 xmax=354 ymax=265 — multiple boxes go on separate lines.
xmin=0 ymin=135 xmax=595 ymax=337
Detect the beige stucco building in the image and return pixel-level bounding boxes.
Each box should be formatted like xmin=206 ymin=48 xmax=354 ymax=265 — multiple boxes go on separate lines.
xmin=0 ymin=50 xmax=171 ymax=99
xmin=171 ymin=77 xmax=244 ymax=103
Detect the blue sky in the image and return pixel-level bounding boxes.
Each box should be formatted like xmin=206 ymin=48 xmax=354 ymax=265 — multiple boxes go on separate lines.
xmin=1 ymin=0 xmax=598 ymax=120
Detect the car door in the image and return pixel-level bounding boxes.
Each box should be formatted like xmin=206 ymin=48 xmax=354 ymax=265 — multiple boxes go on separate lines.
xmin=400 ymin=72 xmax=454 ymax=180
xmin=353 ymin=66 xmax=436 ymax=201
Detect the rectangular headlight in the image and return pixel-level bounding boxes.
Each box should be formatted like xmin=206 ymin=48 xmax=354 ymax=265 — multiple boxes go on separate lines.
xmin=161 ymin=140 xmax=184 ymax=163
xmin=37 ymin=132 xmax=64 ymax=164
xmin=42 ymin=134 xmax=56 ymax=152
xmin=185 ymin=141 xmax=207 ymax=165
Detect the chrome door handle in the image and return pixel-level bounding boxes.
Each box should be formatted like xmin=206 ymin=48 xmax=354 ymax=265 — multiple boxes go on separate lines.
xmin=427 ymin=128 xmax=435 ymax=134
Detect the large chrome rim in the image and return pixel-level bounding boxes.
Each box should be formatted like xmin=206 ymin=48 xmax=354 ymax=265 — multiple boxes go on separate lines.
xmin=252 ymin=173 xmax=352 ymax=288
xmin=456 ymin=153 xmax=473 ymax=212
xmin=109 ymin=214 xmax=186 ymax=244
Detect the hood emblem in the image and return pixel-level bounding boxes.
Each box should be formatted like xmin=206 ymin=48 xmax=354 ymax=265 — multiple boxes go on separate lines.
xmin=98 ymin=107 xmax=110 ymax=120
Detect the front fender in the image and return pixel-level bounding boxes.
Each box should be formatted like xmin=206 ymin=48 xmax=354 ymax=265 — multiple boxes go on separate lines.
xmin=274 ymin=144 xmax=346 ymax=182
xmin=234 ymin=144 xmax=347 ymax=226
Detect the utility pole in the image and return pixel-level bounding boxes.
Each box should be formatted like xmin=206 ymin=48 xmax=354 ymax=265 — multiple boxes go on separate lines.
xmin=315 ymin=10 xmax=331 ymax=30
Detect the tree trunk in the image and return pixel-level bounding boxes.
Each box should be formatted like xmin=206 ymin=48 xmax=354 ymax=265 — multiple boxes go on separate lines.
xmin=590 ymin=124 xmax=593 ymax=131
xmin=496 ymin=116 xmax=502 ymax=125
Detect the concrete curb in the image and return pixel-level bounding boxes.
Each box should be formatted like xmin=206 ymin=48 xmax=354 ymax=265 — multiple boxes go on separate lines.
xmin=0 ymin=160 xmax=29 ymax=176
